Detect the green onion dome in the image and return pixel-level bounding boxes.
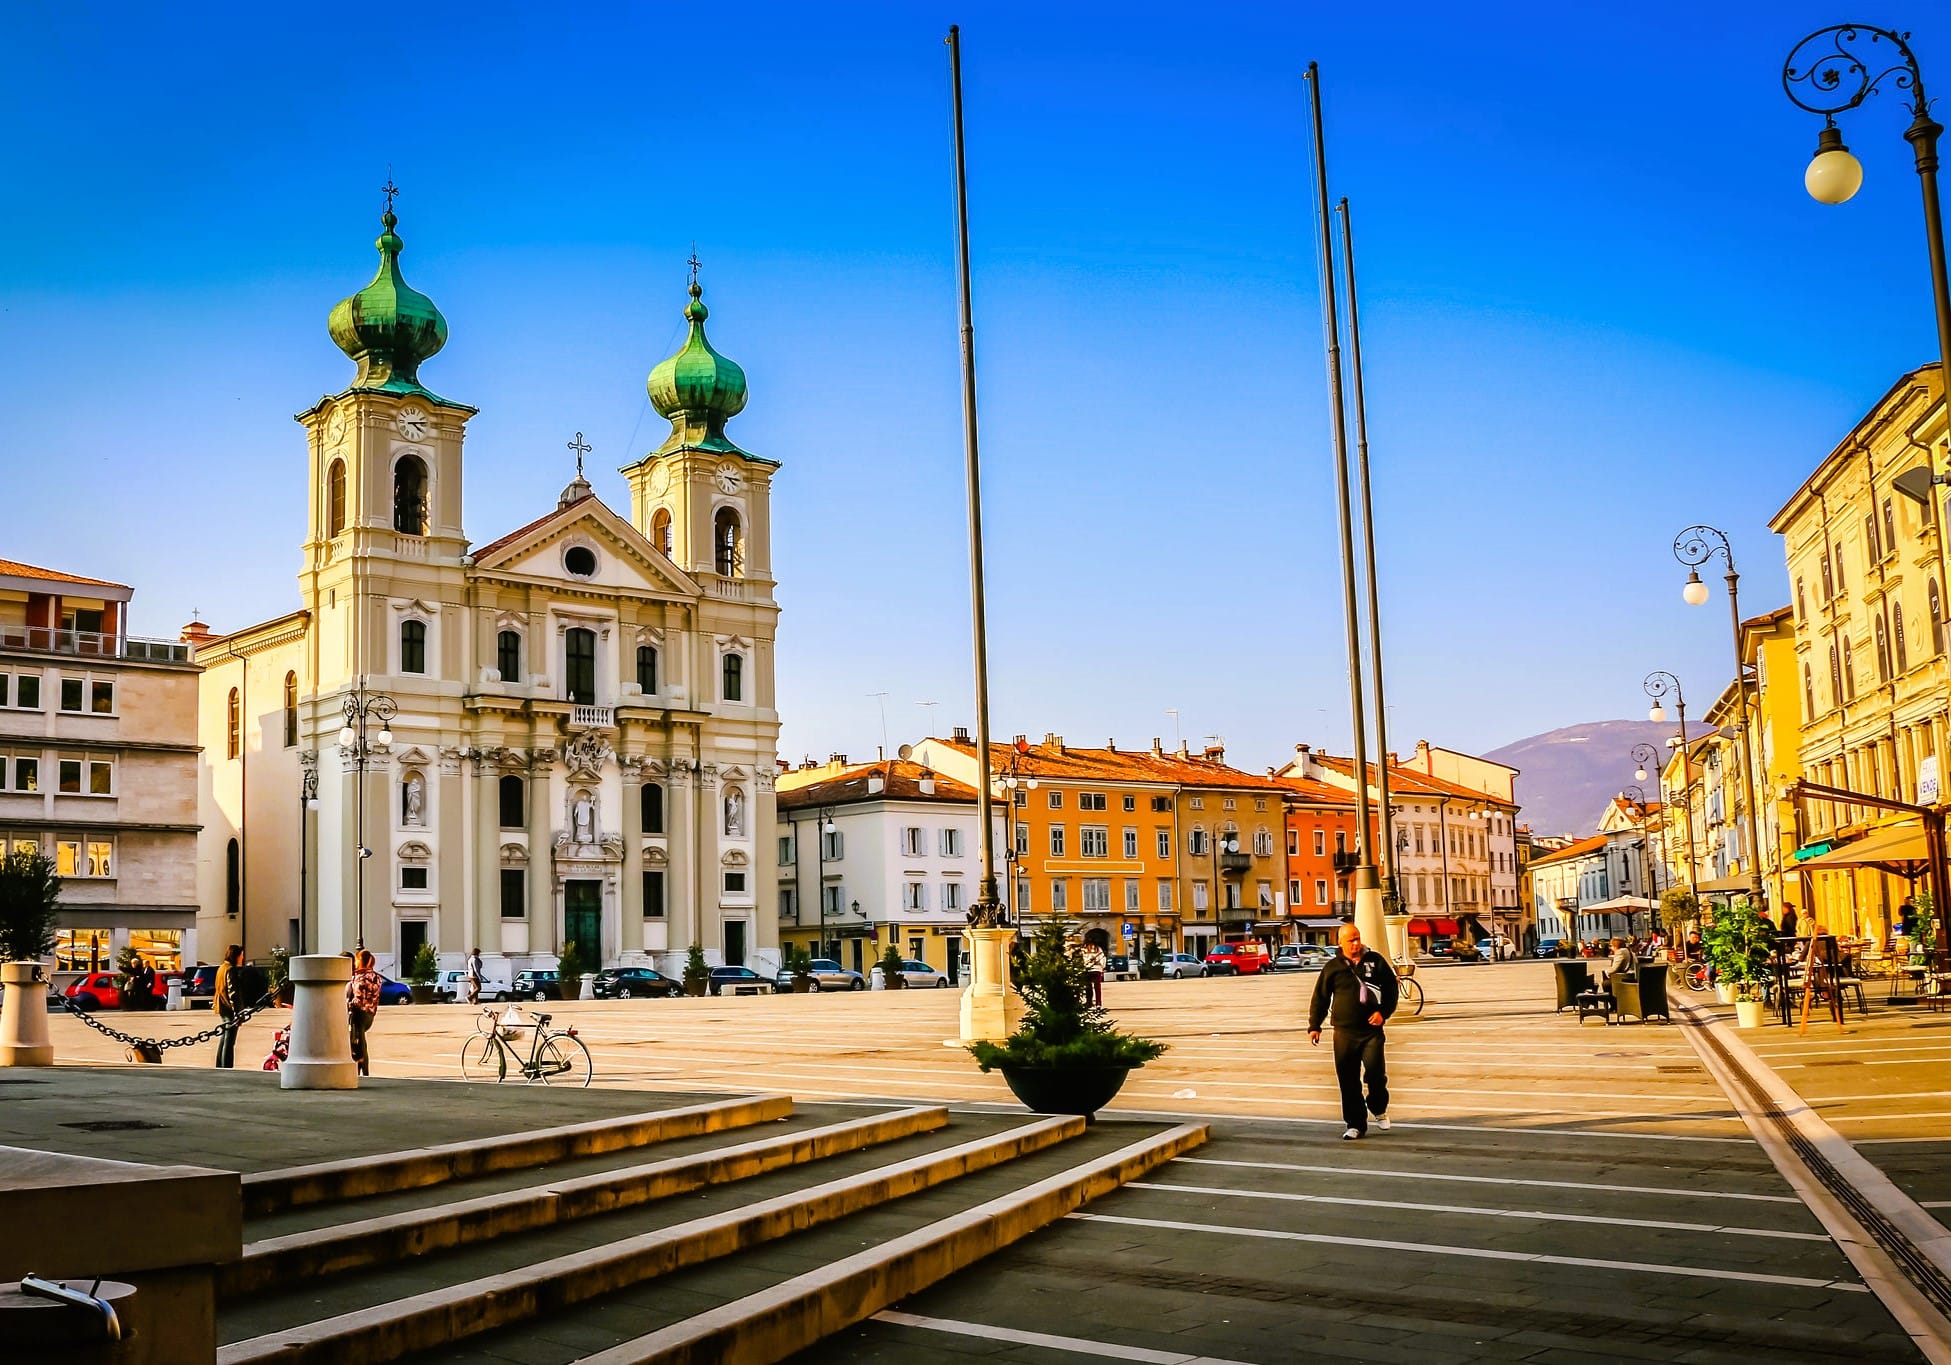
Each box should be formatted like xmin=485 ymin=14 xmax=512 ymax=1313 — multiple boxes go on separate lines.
xmin=647 ymin=283 xmax=747 ymax=451
xmin=327 ymin=210 xmax=448 ymax=393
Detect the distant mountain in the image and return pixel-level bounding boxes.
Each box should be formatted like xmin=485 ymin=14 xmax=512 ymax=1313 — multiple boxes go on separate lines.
xmin=1484 ymin=719 xmax=1682 ymax=838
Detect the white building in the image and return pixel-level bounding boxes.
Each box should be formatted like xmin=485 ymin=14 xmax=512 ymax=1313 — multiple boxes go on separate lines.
xmin=194 ymin=206 xmax=781 ymax=979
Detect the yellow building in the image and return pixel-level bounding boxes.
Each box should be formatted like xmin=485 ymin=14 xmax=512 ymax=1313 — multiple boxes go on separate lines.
xmin=1766 ymin=364 xmax=1949 ymax=945
xmin=1742 ymin=607 xmax=1804 ymax=912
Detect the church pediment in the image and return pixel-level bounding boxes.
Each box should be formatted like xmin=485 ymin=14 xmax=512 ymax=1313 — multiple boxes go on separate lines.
xmin=469 ymin=495 xmax=702 ymax=598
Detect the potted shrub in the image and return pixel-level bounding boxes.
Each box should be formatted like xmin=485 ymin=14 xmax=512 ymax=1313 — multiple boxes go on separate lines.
xmin=0 ymin=847 xmax=60 ymax=1066
xmin=877 ymin=943 xmax=907 ymax=990
xmin=969 ymin=917 xmax=1166 ymax=1117
xmin=787 ymin=946 xmax=815 ymax=993
xmin=1706 ymin=898 xmax=1774 ymax=1027
xmin=683 ymin=942 xmax=709 ymax=997
xmin=267 ymin=945 xmax=293 ymax=1006
xmin=556 ymin=940 xmax=589 ymax=1000
xmin=406 ymin=941 xmax=441 ymax=1004
xmin=1138 ymin=938 xmax=1165 ymax=981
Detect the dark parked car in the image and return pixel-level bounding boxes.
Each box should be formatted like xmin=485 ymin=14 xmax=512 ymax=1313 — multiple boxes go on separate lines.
xmin=376 ymin=974 xmax=413 ymax=1006
xmin=708 ymin=965 xmax=780 ymax=996
xmin=183 ymin=964 xmax=219 ymax=1008
xmin=593 ymin=966 xmax=682 ymax=999
xmin=1533 ymin=938 xmax=1564 ymax=959
xmin=512 ymin=969 xmax=566 ymax=1001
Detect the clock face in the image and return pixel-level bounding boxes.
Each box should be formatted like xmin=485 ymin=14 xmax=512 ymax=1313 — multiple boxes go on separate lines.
xmin=715 ymin=464 xmax=743 ymax=494
xmin=395 ymin=406 xmax=430 ymax=441
xmin=325 ymin=409 xmax=347 ymax=445
xmin=648 ymin=463 xmax=669 ymax=495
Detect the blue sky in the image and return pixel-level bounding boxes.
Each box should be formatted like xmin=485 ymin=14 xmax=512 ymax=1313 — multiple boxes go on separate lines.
xmin=1 ymin=2 xmax=1943 ymax=772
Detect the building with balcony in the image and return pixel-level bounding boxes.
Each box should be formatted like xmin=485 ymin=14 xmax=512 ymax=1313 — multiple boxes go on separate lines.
xmin=193 ymin=209 xmax=780 ymax=979
xmin=1525 ymin=834 xmax=1608 ymax=944
xmin=914 ymin=731 xmax=1289 ymax=959
xmin=1272 ymin=773 xmax=1368 ymax=944
xmin=0 ymin=559 xmax=199 ymax=977
xmin=774 ymin=756 xmax=998 ymax=979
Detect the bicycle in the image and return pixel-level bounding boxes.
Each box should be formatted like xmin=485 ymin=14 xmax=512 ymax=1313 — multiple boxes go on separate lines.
xmin=1389 ymin=959 xmax=1425 ymax=1017
xmin=461 ymin=1009 xmax=592 ymax=1086
xmin=1682 ymin=959 xmax=1712 ymax=992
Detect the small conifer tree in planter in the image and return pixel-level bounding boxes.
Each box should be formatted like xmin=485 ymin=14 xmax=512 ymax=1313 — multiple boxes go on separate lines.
xmin=683 ymin=943 xmax=710 ymax=997
xmin=407 ymin=942 xmax=441 ymax=1003
xmin=969 ymin=917 xmax=1165 ymax=1117
xmin=1138 ymin=937 xmax=1166 ymax=981
xmin=877 ymin=943 xmax=908 ymax=989
xmin=0 ymin=847 xmax=61 ymax=1066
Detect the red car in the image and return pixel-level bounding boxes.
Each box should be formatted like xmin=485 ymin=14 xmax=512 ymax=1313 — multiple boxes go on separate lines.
xmin=63 ymin=971 xmax=124 ymax=1010
xmin=1203 ymin=943 xmax=1269 ymax=977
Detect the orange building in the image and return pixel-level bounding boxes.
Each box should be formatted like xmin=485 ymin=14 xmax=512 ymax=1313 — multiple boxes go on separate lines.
xmin=1273 ymin=774 xmax=1373 ymax=945
xmin=914 ymin=732 xmax=1289 ymax=957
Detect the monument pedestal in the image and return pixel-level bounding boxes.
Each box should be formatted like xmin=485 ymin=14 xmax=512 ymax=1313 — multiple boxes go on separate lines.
xmin=958 ymin=927 xmax=1020 ymax=1044
xmin=281 ymin=954 xmax=357 ymax=1090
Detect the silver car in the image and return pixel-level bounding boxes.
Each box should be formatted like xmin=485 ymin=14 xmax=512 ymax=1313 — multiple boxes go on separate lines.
xmin=897 ymin=959 xmax=951 ymax=988
xmin=1160 ymin=952 xmax=1206 ymax=979
xmin=800 ymin=958 xmax=867 ymax=991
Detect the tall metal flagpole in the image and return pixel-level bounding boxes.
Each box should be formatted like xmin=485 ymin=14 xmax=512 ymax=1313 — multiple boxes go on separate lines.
xmin=1336 ymin=197 xmax=1396 ymax=911
xmin=947 ymin=25 xmax=1015 ymax=1043
xmin=1304 ymin=64 xmax=1386 ymax=959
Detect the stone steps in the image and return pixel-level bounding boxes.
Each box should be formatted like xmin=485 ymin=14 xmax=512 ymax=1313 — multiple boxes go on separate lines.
xmin=214 ymin=1093 xmax=1208 ymax=1365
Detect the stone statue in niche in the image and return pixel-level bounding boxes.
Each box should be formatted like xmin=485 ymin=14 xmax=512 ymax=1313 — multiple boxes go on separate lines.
xmin=724 ymin=787 xmax=745 ymax=838
xmin=573 ymin=790 xmax=596 ymax=844
xmin=403 ymin=774 xmax=425 ymax=826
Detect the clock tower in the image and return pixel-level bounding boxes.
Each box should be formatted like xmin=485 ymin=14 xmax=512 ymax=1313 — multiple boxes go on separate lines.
xmin=622 ymin=280 xmax=776 ymax=589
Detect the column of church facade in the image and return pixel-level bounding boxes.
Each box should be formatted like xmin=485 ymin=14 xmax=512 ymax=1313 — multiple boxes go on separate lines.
xmin=666 ymin=756 xmax=697 ymax=952
xmin=620 ymin=753 xmax=644 ymax=955
xmin=437 ymin=747 xmax=467 ymax=955
xmin=526 ymin=747 xmax=557 ymax=949
xmin=696 ymin=762 xmax=718 ymax=952
xmin=753 ymin=769 xmax=778 ymax=951
xmin=472 ymin=750 xmax=501 ymax=957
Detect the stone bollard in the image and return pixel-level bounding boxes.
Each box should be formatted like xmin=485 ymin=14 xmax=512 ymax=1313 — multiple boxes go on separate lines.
xmin=281 ymin=954 xmax=357 ymax=1090
xmin=579 ymin=973 xmax=597 ymax=1001
xmin=0 ymin=960 xmax=54 ymax=1066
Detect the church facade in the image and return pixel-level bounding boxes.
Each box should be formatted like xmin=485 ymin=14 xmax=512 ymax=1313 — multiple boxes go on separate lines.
xmin=193 ymin=205 xmax=781 ymax=979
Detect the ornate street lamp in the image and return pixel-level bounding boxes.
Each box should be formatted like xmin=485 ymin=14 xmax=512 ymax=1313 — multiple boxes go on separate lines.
xmin=338 ymin=680 xmax=396 ymax=951
xmin=1644 ymin=671 xmax=1699 ymax=904
xmin=1674 ymin=525 xmax=1766 ymax=901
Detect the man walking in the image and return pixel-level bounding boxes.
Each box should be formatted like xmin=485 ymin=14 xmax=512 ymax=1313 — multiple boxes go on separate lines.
xmin=465 ymin=946 xmax=484 ymax=1007
xmin=1308 ymin=923 xmax=1399 ymax=1140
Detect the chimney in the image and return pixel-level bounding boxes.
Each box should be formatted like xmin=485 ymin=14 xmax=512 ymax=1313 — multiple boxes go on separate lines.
xmin=877 ymin=745 xmax=885 ymax=761
xmin=1386 ymin=751 xmax=1399 ymax=769
xmin=1177 ymin=741 xmax=1189 ymax=758
xmin=1045 ymin=732 xmax=1064 ymax=752
xmin=1203 ymin=744 xmax=1225 ymax=762
xmin=179 ymin=618 xmax=213 ymax=648
xmin=1107 ymin=738 xmax=1117 ymax=752
xmin=952 ymin=725 xmax=971 ymax=742
xmin=1013 ymin=733 xmax=1028 ymax=748
xmin=828 ymin=752 xmax=847 ymax=768
xmin=1151 ymin=737 xmax=1162 ymax=757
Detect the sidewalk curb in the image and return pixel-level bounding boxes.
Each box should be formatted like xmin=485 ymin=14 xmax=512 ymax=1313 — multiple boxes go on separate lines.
xmin=1680 ymin=1000 xmax=1951 ymax=1362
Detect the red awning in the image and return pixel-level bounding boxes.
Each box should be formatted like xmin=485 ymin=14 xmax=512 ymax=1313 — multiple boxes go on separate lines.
xmin=1435 ymin=918 xmax=1460 ymax=935
xmin=1408 ymin=918 xmax=1434 ymax=935
xmin=1408 ymin=918 xmax=1459 ymax=936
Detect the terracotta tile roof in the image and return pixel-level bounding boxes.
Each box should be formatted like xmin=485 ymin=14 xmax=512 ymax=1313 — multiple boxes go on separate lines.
xmin=470 ymin=495 xmax=596 ymax=562
xmin=1309 ymin=754 xmax=1518 ymax=808
xmin=1612 ymin=796 xmax=1662 ymax=818
xmin=1526 ymin=833 xmax=1609 ymax=869
xmin=0 ymin=558 xmax=128 ymax=591
xmin=931 ymin=738 xmax=1288 ymax=792
xmin=777 ymin=759 xmax=980 ymax=811
xmin=1268 ymin=774 xmax=1360 ymax=807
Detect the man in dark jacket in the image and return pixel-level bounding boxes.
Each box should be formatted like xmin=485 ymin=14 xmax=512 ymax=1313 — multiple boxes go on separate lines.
xmin=1308 ymin=923 xmax=1399 ymax=1140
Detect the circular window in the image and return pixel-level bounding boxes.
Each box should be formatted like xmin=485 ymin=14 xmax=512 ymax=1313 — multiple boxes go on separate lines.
xmin=564 ymin=546 xmax=597 ymax=577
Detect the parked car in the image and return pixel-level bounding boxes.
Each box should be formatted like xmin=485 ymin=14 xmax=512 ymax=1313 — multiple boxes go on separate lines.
xmin=1104 ymin=953 xmax=1139 ymax=982
xmin=512 ymin=969 xmax=566 ymax=1001
xmin=708 ymin=965 xmax=780 ymax=996
xmin=1272 ymin=945 xmax=1332 ymax=972
xmin=376 ymin=974 xmax=413 ymax=1006
xmin=150 ymin=969 xmax=187 ymax=1004
xmin=776 ymin=958 xmax=866 ymax=992
xmin=592 ymin=966 xmax=683 ymax=999
xmin=63 ymin=971 xmax=123 ymax=1011
xmin=1203 ymin=943 xmax=1269 ymax=976
xmin=434 ymin=969 xmax=513 ymax=1003
xmin=894 ymin=959 xmax=949 ymax=988
xmin=183 ymin=964 xmax=218 ymax=1008
xmin=1159 ymin=952 xmax=1206 ymax=979
xmin=1533 ymin=938 xmax=1564 ymax=959
xmin=1476 ymin=936 xmax=1516 ymax=962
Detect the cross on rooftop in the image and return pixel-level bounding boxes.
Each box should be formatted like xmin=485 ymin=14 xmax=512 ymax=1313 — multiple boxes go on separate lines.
xmin=567 ymin=431 xmax=592 ymax=479
xmin=382 ymin=169 xmax=398 ymax=215
xmin=688 ymin=245 xmax=702 ymax=289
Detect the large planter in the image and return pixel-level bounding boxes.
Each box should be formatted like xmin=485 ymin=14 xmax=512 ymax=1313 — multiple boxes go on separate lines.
xmin=1734 ymin=999 xmax=1765 ymax=1029
xmin=685 ymin=979 xmax=707 ymax=997
xmin=1715 ymin=983 xmax=1737 ymax=1005
xmin=409 ymin=983 xmax=439 ymax=1005
xmin=791 ymin=977 xmax=813 ymax=994
xmin=997 ymin=1062 xmax=1134 ymax=1117
xmin=0 ymin=960 xmax=54 ymax=1066
xmin=1137 ymin=965 xmax=1164 ymax=981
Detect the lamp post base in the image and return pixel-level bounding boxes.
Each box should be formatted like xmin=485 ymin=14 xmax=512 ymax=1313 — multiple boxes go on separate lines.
xmin=959 ymin=926 xmax=1020 ymax=1044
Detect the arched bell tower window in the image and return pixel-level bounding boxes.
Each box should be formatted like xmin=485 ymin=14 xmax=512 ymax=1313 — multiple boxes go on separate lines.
xmin=283 ymin=671 xmax=299 ymax=748
xmin=326 ymin=459 xmax=347 ymax=537
xmin=721 ymin=652 xmax=743 ymax=702
xmin=226 ymin=688 xmax=240 ymax=760
xmin=641 ymin=782 xmax=664 ymax=833
xmin=650 ymin=508 xmax=672 ymax=558
xmin=400 ymin=620 xmax=427 ymax=675
xmin=393 ymin=454 xmax=428 ymax=535
xmin=714 ymin=507 xmax=742 ymax=576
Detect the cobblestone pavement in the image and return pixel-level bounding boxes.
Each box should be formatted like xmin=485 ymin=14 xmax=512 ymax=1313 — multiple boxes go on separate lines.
xmin=30 ymin=962 xmax=1943 ymax=1361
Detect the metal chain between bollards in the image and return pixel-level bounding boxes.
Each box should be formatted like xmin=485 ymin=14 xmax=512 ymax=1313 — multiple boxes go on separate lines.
xmin=59 ymin=992 xmax=277 ymax=1051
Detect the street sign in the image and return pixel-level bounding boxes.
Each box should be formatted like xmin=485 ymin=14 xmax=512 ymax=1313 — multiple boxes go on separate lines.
xmin=1121 ymin=923 xmax=1136 ymax=939
xmin=1921 ymin=755 xmax=1940 ymax=806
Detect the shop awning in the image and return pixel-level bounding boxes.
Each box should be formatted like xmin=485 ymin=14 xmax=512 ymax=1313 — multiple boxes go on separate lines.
xmin=1695 ymin=875 xmax=1754 ymax=895
xmin=1296 ymin=916 xmax=1349 ymax=930
xmin=1580 ymin=896 xmax=1659 ymax=912
xmin=1795 ymin=822 xmax=1930 ymax=874
xmin=1407 ymin=918 xmax=1460 ymax=936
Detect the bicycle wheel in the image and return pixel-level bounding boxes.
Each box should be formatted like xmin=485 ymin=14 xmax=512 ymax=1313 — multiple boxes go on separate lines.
xmin=536 ymin=1034 xmax=593 ymax=1087
xmin=1399 ymin=976 xmax=1424 ymax=1017
xmin=460 ymin=1034 xmax=505 ymax=1083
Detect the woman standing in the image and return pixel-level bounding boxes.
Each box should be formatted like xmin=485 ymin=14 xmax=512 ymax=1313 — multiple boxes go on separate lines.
xmin=212 ymin=944 xmax=244 ymax=1068
xmin=1082 ymin=940 xmax=1107 ymax=1009
xmin=346 ymin=949 xmax=382 ymax=1077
